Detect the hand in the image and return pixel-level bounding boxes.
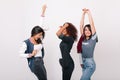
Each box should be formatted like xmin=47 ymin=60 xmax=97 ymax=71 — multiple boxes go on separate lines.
xmin=32 ymin=50 xmax=38 ymax=54
xmin=64 ymin=23 xmax=69 ymax=28
xmin=30 ymin=50 xmax=38 ymax=57
xmin=28 ymin=54 xmax=34 ymax=58
xmin=59 ymin=26 xmax=63 ymax=28
xmin=81 ymin=64 xmax=84 ymax=68
xmin=82 ymin=8 xmax=89 ymax=13
xmin=86 ymin=9 xmax=90 ymax=14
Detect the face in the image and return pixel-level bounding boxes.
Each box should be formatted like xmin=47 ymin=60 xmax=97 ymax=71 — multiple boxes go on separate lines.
xmin=33 ymin=32 xmax=43 ymax=40
xmin=84 ymin=27 xmax=91 ymax=37
xmin=62 ymin=29 xmax=67 ymax=35
xmin=61 ymin=23 xmax=69 ymax=35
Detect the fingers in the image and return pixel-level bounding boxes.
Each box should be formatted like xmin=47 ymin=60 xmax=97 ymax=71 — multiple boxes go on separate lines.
xmin=59 ymin=26 xmax=63 ymax=28
xmin=81 ymin=64 xmax=84 ymax=68
xmin=82 ymin=8 xmax=89 ymax=12
xmin=28 ymin=54 xmax=33 ymax=58
xmin=32 ymin=50 xmax=38 ymax=55
xmin=82 ymin=8 xmax=87 ymax=11
xmin=64 ymin=23 xmax=69 ymax=28
xmin=33 ymin=50 xmax=38 ymax=54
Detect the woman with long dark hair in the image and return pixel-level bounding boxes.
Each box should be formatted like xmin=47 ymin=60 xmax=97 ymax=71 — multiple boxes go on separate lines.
xmin=77 ymin=9 xmax=98 ymax=80
xmin=56 ymin=22 xmax=77 ymax=80
xmin=19 ymin=5 xmax=47 ymax=80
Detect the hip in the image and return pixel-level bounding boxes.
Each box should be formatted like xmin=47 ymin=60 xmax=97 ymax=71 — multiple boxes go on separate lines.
xmin=82 ymin=58 xmax=96 ymax=67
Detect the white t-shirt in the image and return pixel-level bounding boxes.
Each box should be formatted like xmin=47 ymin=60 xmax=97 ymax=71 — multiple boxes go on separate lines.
xmin=34 ymin=44 xmax=43 ymax=57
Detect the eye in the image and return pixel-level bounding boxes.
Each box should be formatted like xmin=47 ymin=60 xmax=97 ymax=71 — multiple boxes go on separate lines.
xmin=85 ymin=29 xmax=88 ymax=31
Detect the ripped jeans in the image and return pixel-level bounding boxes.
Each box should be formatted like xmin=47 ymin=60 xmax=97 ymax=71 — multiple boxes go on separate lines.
xmin=80 ymin=58 xmax=96 ymax=80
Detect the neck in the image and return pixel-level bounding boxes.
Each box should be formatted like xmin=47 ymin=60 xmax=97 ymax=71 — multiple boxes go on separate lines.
xmin=86 ymin=36 xmax=90 ymax=40
xmin=30 ymin=37 xmax=37 ymax=44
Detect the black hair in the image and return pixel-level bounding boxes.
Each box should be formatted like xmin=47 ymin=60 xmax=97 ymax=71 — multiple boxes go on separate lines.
xmin=31 ymin=26 xmax=45 ymax=44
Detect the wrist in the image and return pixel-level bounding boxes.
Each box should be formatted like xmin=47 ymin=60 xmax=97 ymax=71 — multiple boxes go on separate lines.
xmin=28 ymin=54 xmax=33 ymax=58
xmin=41 ymin=15 xmax=45 ymax=17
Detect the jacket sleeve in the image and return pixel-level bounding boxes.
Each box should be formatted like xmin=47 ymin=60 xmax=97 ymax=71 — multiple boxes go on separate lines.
xmin=19 ymin=42 xmax=30 ymax=58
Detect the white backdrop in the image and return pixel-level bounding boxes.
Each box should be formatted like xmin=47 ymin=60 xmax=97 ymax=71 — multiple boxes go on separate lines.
xmin=0 ymin=0 xmax=120 ymax=80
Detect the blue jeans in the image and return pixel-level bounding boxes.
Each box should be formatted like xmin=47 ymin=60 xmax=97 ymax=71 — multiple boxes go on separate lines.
xmin=29 ymin=57 xmax=47 ymax=80
xmin=80 ymin=58 xmax=96 ymax=80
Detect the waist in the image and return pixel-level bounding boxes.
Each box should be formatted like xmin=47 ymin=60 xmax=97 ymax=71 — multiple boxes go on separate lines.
xmin=34 ymin=57 xmax=43 ymax=60
xmin=34 ymin=52 xmax=42 ymax=57
xmin=82 ymin=57 xmax=94 ymax=61
xmin=82 ymin=52 xmax=94 ymax=58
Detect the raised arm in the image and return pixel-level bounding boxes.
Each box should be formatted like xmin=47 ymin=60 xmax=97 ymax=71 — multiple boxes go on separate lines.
xmin=80 ymin=9 xmax=86 ymax=35
xmin=40 ymin=4 xmax=48 ymax=30
xmin=56 ymin=24 xmax=69 ymax=36
xmin=41 ymin=4 xmax=47 ymax=17
xmin=86 ymin=9 xmax=96 ymax=35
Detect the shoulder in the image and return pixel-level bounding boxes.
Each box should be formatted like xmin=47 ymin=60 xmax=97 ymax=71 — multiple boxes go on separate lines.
xmin=91 ymin=32 xmax=98 ymax=42
xmin=24 ymin=39 xmax=29 ymax=43
xmin=91 ymin=32 xmax=97 ymax=39
xmin=24 ymin=39 xmax=32 ymax=45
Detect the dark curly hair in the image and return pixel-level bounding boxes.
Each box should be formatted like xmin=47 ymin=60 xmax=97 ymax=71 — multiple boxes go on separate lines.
xmin=64 ymin=22 xmax=78 ymax=41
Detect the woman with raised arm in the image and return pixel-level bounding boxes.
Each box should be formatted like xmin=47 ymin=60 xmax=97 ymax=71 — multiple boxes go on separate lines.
xmin=56 ymin=22 xmax=77 ymax=80
xmin=77 ymin=9 xmax=98 ymax=80
xmin=19 ymin=4 xmax=47 ymax=80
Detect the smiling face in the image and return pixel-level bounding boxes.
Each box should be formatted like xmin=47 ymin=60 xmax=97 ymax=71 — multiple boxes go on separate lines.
xmin=61 ymin=23 xmax=69 ymax=35
xmin=84 ymin=27 xmax=92 ymax=37
xmin=83 ymin=24 xmax=92 ymax=39
xmin=62 ymin=29 xmax=67 ymax=35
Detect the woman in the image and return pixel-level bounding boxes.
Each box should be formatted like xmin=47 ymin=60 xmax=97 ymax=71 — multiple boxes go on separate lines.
xmin=56 ymin=22 xmax=77 ymax=80
xmin=77 ymin=9 xmax=98 ymax=80
xmin=19 ymin=5 xmax=47 ymax=80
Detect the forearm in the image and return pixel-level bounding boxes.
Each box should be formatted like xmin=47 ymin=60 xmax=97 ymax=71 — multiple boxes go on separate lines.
xmin=87 ymin=11 xmax=96 ymax=34
xmin=56 ymin=24 xmax=68 ymax=36
xmin=87 ymin=11 xmax=94 ymax=27
xmin=56 ymin=27 xmax=66 ymax=36
xmin=41 ymin=4 xmax=47 ymax=17
xmin=80 ymin=12 xmax=85 ymax=34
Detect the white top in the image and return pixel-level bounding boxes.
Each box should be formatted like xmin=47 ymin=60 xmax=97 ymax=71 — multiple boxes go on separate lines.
xmin=34 ymin=44 xmax=43 ymax=57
